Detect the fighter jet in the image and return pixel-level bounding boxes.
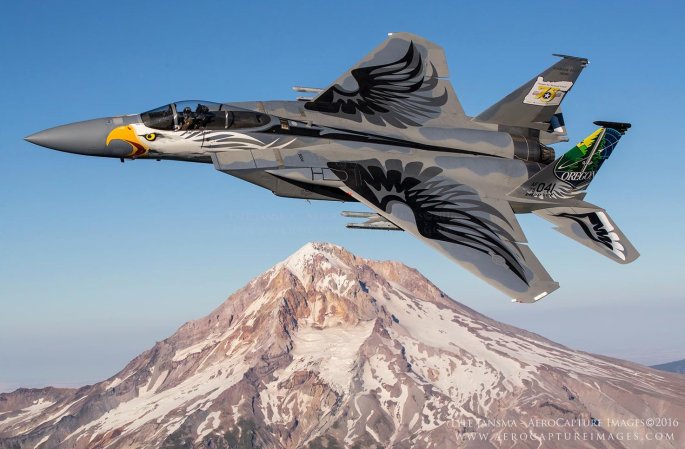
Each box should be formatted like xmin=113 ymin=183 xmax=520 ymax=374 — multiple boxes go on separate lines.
xmin=25 ymin=33 xmax=639 ymax=302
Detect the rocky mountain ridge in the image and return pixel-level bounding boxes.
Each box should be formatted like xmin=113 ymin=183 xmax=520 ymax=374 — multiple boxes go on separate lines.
xmin=1 ymin=242 xmax=684 ymax=449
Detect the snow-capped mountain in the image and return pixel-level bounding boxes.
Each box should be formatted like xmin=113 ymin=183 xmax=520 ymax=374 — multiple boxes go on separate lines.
xmin=1 ymin=243 xmax=684 ymax=449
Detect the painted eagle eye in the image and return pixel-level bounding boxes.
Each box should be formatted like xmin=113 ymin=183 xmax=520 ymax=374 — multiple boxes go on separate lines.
xmin=144 ymin=133 xmax=158 ymax=141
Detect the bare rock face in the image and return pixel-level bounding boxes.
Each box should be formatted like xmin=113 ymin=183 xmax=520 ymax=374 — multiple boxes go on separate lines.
xmin=1 ymin=242 xmax=684 ymax=449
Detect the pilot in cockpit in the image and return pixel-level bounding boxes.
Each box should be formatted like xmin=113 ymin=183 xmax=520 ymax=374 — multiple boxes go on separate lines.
xmin=195 ymin=104 xmax=210 ymax=128
xmin=180 ymin=107 xmax=195 ymax=130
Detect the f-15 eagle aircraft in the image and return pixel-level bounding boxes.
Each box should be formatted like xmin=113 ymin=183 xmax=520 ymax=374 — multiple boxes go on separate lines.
xmin=25 ymin=33 xmax=639 ymax=302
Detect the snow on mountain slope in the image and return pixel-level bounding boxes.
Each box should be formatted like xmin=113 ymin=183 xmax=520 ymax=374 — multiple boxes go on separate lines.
xmin=1 ymin=242 xmax=684 ymax=449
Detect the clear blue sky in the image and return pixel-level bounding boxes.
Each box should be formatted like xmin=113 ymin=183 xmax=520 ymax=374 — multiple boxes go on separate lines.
xmin=1 ymin=1 xmax=684 ymax=392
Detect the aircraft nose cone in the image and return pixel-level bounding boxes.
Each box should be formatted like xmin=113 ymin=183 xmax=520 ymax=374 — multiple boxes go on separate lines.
xmin=25 ymin=118 xmax=116 ymax=156
xmin=24 ymin=130 xmax=53 ymax=147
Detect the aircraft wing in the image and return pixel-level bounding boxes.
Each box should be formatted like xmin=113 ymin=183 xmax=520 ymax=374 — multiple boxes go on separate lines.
xmin=304 ymin=32 xmax=469 ymax=131
xmin=328 ymin=159 xmax=559 ymax=302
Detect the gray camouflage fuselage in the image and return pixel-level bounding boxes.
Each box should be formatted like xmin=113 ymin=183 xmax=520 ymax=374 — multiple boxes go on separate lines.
xmin=25 ymin=33 xmax=638 ymax=302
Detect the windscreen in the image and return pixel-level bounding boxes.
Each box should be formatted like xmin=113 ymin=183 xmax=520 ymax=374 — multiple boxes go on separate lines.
xmin=141 ymin=101 xmax=271 ymax=131
xmin=140 ymin=104 xmax=175 ymax=130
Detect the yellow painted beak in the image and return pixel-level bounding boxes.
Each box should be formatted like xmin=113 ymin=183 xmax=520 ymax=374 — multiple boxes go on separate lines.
xmin=106 ymin=125 xmax=148 ymax=158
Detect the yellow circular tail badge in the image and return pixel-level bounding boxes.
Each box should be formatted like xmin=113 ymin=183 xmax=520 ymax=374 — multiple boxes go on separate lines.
xmin=523 ymin=77 xmax=573 ymax=106
xmin=540 ymin=88 xmax=558 ymax=102
xmin=106 ymin=125 xmax=148 ymax=158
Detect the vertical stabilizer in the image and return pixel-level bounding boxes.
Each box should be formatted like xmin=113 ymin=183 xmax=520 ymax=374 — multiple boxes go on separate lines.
xmin=475 ymin=55 xmax=588 ymax=141
xmin=510 ymin=122 xmax=630 ymax=200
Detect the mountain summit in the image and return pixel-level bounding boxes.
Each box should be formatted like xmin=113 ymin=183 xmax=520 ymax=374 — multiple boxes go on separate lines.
xmin=1 ymin=243 xmax=684 ymax=449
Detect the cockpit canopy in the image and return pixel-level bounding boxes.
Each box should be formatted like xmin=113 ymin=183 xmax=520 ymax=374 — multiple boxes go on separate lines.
xmin=140 ymin=101 xmax=271 ymax=131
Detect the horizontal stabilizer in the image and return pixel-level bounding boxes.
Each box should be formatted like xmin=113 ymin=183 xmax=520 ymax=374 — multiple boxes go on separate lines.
xmin=534 ymin=206 xmax=639 ymax=264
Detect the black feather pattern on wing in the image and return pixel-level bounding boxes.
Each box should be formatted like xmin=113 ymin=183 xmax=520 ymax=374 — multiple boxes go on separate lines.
xmin=329 ymin=159 xmax=529 ymax=284
xmin=555 ymin=212 xmax=613 ymax=250
xmin=305 ymin=42 xmax=448 ymax=128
